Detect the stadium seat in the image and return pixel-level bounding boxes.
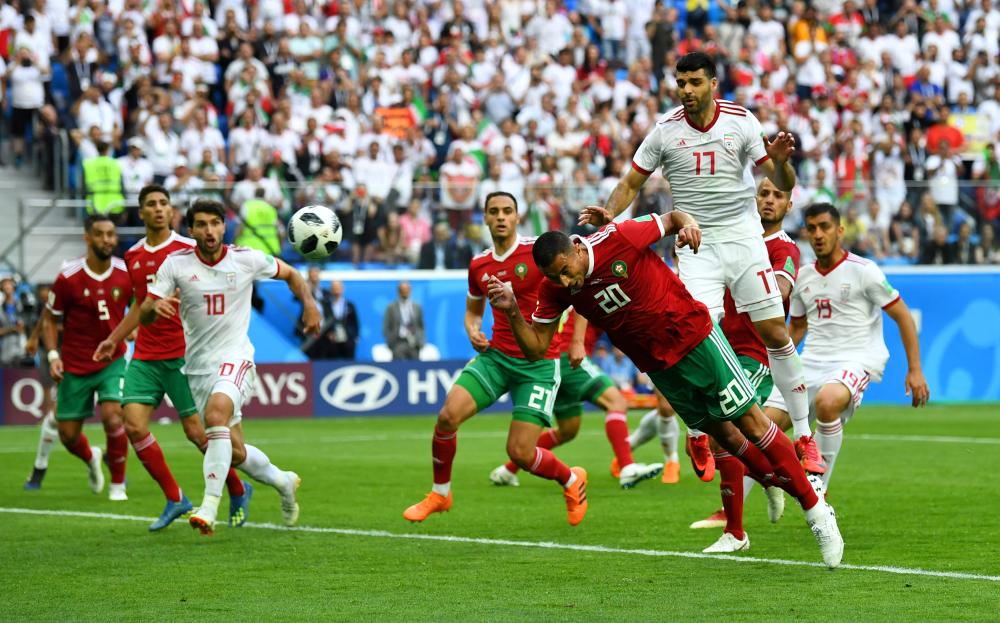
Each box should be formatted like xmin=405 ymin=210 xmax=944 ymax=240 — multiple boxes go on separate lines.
xmin=419 ymin=344 xmax=441 ymax=362
xmin=371 ymin=344 xmax=393 ymax=362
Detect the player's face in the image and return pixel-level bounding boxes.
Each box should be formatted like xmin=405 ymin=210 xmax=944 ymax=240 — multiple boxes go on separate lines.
xmin=675 ymin=69 xmax=717 ymax=114
xmin=541 ymin=243 xmax=587 ymax=290
xmin=805 ymin=213 xmax=843 ymax=258
xmin=190 ymin=213 xmax=226 ymax=255
xmin=140 ymin=192 xmax=173 ymax=230
xmin=756 ymin=180 xmax=790 ymax=225
xmin=85 ymin=221 xmax=118 ymax=261
xmin=483 ymin=196 xmax=519 ymax=241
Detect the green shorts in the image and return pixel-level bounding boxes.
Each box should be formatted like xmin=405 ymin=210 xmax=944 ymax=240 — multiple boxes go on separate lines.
xmin=553 ymin=353 xmax=615 ymax=420
xmin=453 ymin=348 xmax=561 ymax=428
xmin=56 ymin=357 xmax=126 ymax=421
xmin=122 ymin=357 xmax=199 ymax=417
xmin=646 ymin=324 xmax=761 ymax=430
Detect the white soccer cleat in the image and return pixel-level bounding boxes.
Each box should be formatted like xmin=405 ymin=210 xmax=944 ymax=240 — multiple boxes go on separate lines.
xmin=108 ymin=483 xmax=128 ymax=501
xmin=280 ymin=471 xmax=301 ymax=526
xmin=765 ymin=486 xmax=785 ymax=523
xmin=489 ymin=464 xmax=520 ymax=487
xmin=619 ymin=462 xmax=664 ymax=489
xmin=702 ymin=531 xmax=750 ymax=553
xmin=807 ymin=502 xmax=844 ymax=569
xmin=87 ymin=446 xmax=105 ymax=494
xmin=808 ymin=473 xmax=827 ymax=499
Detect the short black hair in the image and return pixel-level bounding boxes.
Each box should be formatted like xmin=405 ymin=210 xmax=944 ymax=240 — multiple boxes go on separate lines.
xmin=138 ymin=183 xmax=170 ymax=208
xmin=676 ymin=52 xmax=716 ymax=78
xmin=484 ymin=191 xmax=517 ymax=212
xmin=186 ymin=198 xmax=226 ymax=228
xmin=804 ymin=203 xmax=840 ymax=223
xmin=84 ymin=214 xmax=115 ymax=233
xmin=533 ymin=231 xmax=574 ymax=270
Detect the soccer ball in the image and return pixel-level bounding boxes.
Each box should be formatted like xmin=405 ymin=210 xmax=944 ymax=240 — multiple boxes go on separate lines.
xmin=288 ymin=205 xmax=342 ymax=260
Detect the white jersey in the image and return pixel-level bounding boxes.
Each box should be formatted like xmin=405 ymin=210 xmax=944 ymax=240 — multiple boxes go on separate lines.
xmin=632 ymin=100 xmax=769 ymax=243
xmin=790 ymin=252 xmax=901 ymax=379
xmin=148 ymin=245 xmax=279 ymax=374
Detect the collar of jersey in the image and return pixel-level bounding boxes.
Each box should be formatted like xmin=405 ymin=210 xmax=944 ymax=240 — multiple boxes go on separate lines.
xmin=143 ymin=230 xmax=178 ymax=253
xmin=196 ymin=245 xmax=229 ymax=267
xmin=570 ymin=234 xmax=595 ymax=278
xmin=491 ymin=234 xmax=521 ymax=262
xmin=82 ymin=261 xmax=114 ymax=282
xmin=814 ymin=249 xmax=850 ymax=276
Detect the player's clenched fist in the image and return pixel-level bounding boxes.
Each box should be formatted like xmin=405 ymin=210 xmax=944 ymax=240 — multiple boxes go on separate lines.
xmin=486 ymin=276 xmax=516 ymax=314
xmin=301 ymin=302 xmax=322 ymax=335
xmin=675 ymin=224 xmax=701 ymax=253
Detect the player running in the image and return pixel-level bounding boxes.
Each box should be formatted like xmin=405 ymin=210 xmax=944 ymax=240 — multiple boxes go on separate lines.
xmin=39 ymin=215 xmax=132 ymax=500
xmin=141 ymin=199 xmax=320 ymax=535
xmin=489 ymin=213 xmax=844 ymax=567
xmin=489 ymin=308 xmax=663 ymax=489
xmin=23 ymin=282 xmax=61 ymax=490
xmin=580 ymin=51 xmax=819 ymax=483
xmin=770 ymin=203 xmax=929 ymax=491
xmin=612 ymin=390 xmax=682 ymax=484
xmin=93 ymin=185 xmax=251 ymax=531
xmin=402 ymin=192 xmax=589 ymax=526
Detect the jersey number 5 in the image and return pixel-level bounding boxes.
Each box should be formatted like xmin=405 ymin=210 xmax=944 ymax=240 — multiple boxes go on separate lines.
xmin=97 ymin=300 xmax=110 ymax=321
xmin=594 ymin=283 xmax=631 ymax=314
xmin=693 ymin=151 xmax=716 ymax=175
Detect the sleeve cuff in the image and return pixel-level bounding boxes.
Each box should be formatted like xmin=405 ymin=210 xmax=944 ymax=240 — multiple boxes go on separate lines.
xmin=755 ymin=155 xmax=770 ymax=166
xmin=631 ymin=161 xmax=652 ymax=175
xmin=467 ymin=293 xmax=484 ymax=301
xmin=531 ymin=315 xmax=560 ymax=324
xmin=654 ymin=213 xmax=666 ymax=237
xmin=774 ymin=271 xmax=795 ymax=285
xmin=147 ymin=291 xmax=164 ymax=300
xmin=45 ymin=304 xmax=63 ymax=316
xmin=790 ymin=314 xmax=806 ymax=320
xmin=882 ymin=295 xmax=902 ymax=310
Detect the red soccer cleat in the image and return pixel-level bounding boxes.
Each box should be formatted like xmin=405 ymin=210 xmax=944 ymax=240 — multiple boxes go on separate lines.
xmin=794 ymin=435 xmax=828 ymax=474
xmin=685 ymin=435 xmax=716 ymax=482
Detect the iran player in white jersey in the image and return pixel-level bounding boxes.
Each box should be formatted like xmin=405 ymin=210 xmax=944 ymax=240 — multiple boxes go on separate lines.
xmin=141 ymin=200 xmax=321 ymax=535
xmin=580 ymin=51 xmax=820 ymax=479
xmin=766 ymin=203 xmax=929 ymax=491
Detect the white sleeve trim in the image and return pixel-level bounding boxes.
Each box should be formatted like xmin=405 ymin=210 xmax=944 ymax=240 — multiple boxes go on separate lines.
xmin=467 ymin=293 xmax=484 ymax=301
xmin=654 ymin=213 xmax=667 ymax=238
xmin=531 ymin=315 xmax=560 ymax=324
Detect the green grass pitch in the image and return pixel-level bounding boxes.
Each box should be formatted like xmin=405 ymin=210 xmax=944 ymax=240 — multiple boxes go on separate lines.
xmin=1 ymin=405 xmax=998 ymax=621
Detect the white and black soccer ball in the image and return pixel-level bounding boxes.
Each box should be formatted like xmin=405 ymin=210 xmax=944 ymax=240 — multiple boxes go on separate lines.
xmin=288 ymin=205 xmax=342 ymax=260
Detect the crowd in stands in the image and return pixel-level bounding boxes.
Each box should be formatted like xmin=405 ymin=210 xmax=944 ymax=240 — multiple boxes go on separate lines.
xmin=2 ymin=0 xmax=999 ymax=266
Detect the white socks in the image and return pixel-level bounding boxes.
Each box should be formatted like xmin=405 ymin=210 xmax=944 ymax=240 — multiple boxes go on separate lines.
xmin=657 ymin=414 xmax=680 ymax=463
xmin=203 ymin=426 xmax=232 ymax=499
xmin=629 ymin=410 xmax=659 ymax=449
xmin=238 ymin=443 xmax=287 ymax=490
xmin=432 ymin=482 xmax=451 ymax=496
xmin=34 ymin=413 xmax=58 ymax=470
xmin=815 ymin=419 xmax=844 ymax=488
xmin=767 ymin=339 xmax=811 ymax=439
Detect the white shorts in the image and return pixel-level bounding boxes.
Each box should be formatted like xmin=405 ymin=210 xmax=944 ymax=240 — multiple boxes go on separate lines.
xmin=188 ymin=359 xmax=256 ymax=428
xmin=677 ymin=236 xmax=784 ymax=323
xmin=763 ymin=361 xmax=870 ymax=423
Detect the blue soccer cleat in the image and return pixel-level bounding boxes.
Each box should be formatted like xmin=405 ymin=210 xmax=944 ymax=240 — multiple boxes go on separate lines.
xmin=149 ymin=494 xmax=194 ymax=532
xmin=24 ymin=467 xmax=47 ymax=491
xmin=229 ymin=481 xmax=253 ymax=527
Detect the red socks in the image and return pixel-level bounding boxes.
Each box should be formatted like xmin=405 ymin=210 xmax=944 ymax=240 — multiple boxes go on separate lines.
xmin=105 ymin=426 xmax=128 ymax=485
xmin=526 ymin=447 xmax=572 ymax=485
xmin=67 ymin=432 xmax=93 ymax=462
xmin=755 ymin=421 xmax=820 ymax=510
xmin=432 ymin=427 xmax=457 ymax=484
xmin=716 ymin=452 xmax=746 ymax=540
xmin=505 ymin=429 xmax=561 ymax=473
xmin=133 ymin=433 xmax=182 ymax=502
xmin=226 ymin=470 xmax=246 ymax=497
xmin=605 ymin=411 xmax=634 ymax=468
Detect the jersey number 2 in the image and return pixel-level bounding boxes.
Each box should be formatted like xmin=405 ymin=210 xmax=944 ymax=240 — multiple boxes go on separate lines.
xmin=204 ymin=293 xmax=225 ymax=315
xmin=693 ymin=151 xmax=716 ymax=175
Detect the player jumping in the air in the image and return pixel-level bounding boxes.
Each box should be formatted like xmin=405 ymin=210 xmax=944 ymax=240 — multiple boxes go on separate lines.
xmin=489 ymin=213 xmax=844 ymax=567
xmin=141 ymin=199 xmax=321 ymax=535
xmin=93 ymin=185 xmax=251 ymax=531
xmin=402 ymin=192 xmax=589 ymax=526
xmin=39 ymin=216 xmax=132 ymax=500
xmin=769 ymin=203 xmax=929 ymax=491
xmin=489 ymin=308 xmax=663 ymax=489
xmin=580 ymin=51 xmax=821 ymax=483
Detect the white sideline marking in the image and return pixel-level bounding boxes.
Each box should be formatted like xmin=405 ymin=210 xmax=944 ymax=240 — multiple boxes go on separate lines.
xmin=1 ymin=506 xmax=998 ymax=584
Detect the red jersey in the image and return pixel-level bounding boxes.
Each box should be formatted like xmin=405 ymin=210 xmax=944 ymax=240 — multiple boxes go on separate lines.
xmin=48 ymin=257 xmax=132 ymax=375
xmin=721 ymin=230 xmax=801 ymax=366
xmin=125 ymin=231 xmax=195 ymax=360
xmin=468 ymin=236 xmax=560 ymax=360
xmin=533 ymin=217 xmax=712 ymax=372
xmin=554 ymin=309 xmax=603 ymax=355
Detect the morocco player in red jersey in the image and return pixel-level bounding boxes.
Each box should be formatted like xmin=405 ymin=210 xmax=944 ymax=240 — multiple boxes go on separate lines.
xmin=402 ymin=192 xmax=589 ymax=526
xmin=94 ymin=185 xmax=249 ymax=531
xmin=39 ymin=215 xmax=132 ymax=499
xmin=489 ymin=212 xmax=844 ymax=567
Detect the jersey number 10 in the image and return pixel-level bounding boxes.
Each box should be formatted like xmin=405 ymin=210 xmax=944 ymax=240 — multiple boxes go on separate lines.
xmin=204 ymin=293 xmax=225 ymax=315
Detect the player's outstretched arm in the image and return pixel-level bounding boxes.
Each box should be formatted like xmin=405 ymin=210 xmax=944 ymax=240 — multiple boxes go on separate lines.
xmin=884 ymin=298 xmax=930 ymax=407
xmin=661 ymin=210 xmax=702 ymax=253
xmin=94 ymin=300 xmax=142 ymax=361
xmin=139 ymin=293 xmax=179 ymax=325
xmin=758 ymin=132 xmax=797 ymax=191
xmin=568 ymin=312 xmax=588 ymax=368
xmin=486 ymin=276 xmax=557 ymax=361
xmin=465 ymin=296 xmax=490 ymax=353
xmin=579 ymin=167 xmax=649 ymax=227
xmin=275 ymin=258 xmax=321 ymax=335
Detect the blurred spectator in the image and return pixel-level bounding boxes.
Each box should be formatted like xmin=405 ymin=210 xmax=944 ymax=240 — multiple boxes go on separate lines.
xmin=973 ymin=143 xmax=1000 ymax=229
xmin=378 ymin=211 xmax=407 ymax=266
xmin=118 ymin=138 xmax=154 ymax=208
xmin=344 ymin=185 xmax=380 ymax=267
xmin=952 ymin=222 xmax=979 ymax=264
xmin=383 ymin=281 xmax=424 ymax=361
xmin=400 ymin=199 xmax=432 ymax=265
xmin=305 ymin=279 xmax=359 ymax=360
xmin=976 ymin=223 xmax=1000 ymax=263
xmin=890 ymin=201 xmax=922 ymax=261
xmin=920 ymin=224 xmax=955 ymax=264
xmin=418 ymin=221 xmax=470 ymax=270
xmin=859 ymin=200 xmax=891 ymax=259
xmin=925 ymin=141 xmax=966 ymax=226
xmin=82 ymin=141 xmax=125 ymax=219
xmin=0 ymin=278 xmax=28 ymax=367
xmin=7 ymin=46 xmax=46 ymax=168
xmin=601 ymin=347 xmax=637 ymax=391
xmin=235 ymin=189 xmax=282 ymax=255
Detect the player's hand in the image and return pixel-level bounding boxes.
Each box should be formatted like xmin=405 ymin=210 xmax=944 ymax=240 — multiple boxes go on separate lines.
xmin=93 ymin=338 xmax=117 ymax=362
xmin=301 ymin=303 xmax=322 ymax=335
xmin=905 ymin=369 xmax=930 ymax=407
xmin=469 ymin=330 xmax=490 ymax=352
xmin=50 ymin=358 xmax=64 ymax=383
xmin=676 ymin=225 xmax=701 ymax=254
xmin=577 ymin=205 xmax=613 ymax=228
xmin=25 ymin=336 xmax=38 ymax=357
xmin=763 ymin=131 xmax=796 ymax=164
xmin=486 ymin=276 xmax=516 ymax=314
xmin=127 ymin=328 xmax=138 ymax=342
xmin=568 ymin=341 xmax=586 ymax=368
xmin=152 ymin=296 xmax=180 ymax=320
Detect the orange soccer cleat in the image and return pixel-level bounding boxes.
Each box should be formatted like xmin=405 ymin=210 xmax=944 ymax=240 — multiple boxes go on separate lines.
xmin=794 ymin=435 xmax=828 ymax=474
xmin=563 ymin=467 xmax=589 ymax=526
xmin=609 ymin=457 xmax=621 ymax=479
xmin=662 ymin=460 xmax=680 ymax=484
xmin=685 ymin=435 xmax=716 ymax=482
xmin=403 ymin=491 xmax=453 ymax=523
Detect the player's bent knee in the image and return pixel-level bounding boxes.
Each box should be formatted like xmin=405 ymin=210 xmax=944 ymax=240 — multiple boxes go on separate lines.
xmin=814 ymin=389 xmax=849 ymax=422
xmin=231 ymin=444 xmax=247 ymax=465
xmin=557 ymin=419 xmax=580 ymax=442
xmin=123 ymin=415 xmax=149 ymax=441
xmin=505 ymin=440 xmax=536 ymax=469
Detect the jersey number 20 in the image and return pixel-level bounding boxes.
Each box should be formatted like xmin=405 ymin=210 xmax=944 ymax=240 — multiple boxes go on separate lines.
xmin=594 ymin=283 xmax=631 ymax=314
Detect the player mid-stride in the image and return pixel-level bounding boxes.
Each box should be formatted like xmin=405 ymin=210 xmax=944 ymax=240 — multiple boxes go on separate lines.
xmin=490 ymin=212 xmax=844 ymax=567
xmin=141 ymin=199 xmax=321 ymax=535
